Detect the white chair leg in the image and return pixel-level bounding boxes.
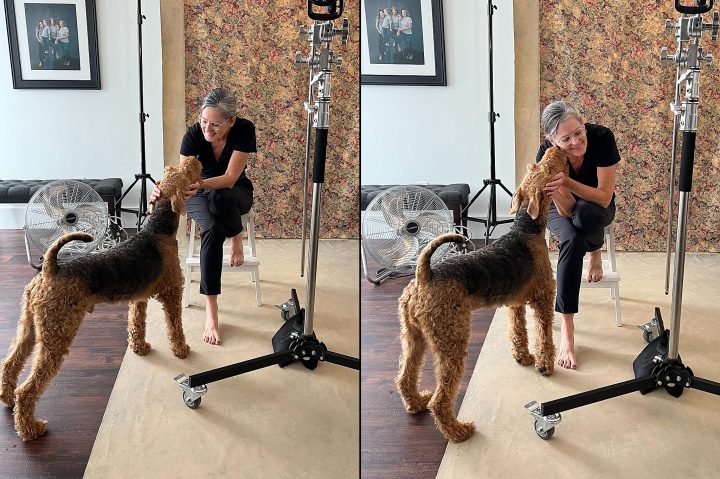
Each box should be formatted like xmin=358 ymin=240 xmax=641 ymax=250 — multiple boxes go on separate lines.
xmin=254 ymin=267 xmax=262 ymax=306
xmin=613 ymin=284 xmax=622 ymax=326
xmin=183 ymin=266 xmax=191 ymax=308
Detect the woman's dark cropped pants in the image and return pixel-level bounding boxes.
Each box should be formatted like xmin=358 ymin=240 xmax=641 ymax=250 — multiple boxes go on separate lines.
xmin=547 ymin=197 xmax=615 ymax=314
xmin=185 ymin=185 xmax=253 ymax=296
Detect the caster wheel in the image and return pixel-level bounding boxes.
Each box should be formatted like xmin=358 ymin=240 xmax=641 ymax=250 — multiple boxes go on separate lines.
xmin=183 ymin=392 xmax=201 ymax=409
xmin=534 ymin=420 xmax=554 ymax=440
xmin=643 ymin=330 xmax=654 ymax=343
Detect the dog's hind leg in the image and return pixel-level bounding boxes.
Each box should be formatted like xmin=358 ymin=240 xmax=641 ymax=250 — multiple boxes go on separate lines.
xmin=529 ymin=293 xmax=556 ymax=376
xmin=128 ymin=300 xmax=151 ymax=355
xmin=156 ymin=284 xmax=190 ymax=359
xmin=508 ymin=305 xmax=534 ymax=366
xmin=427 ymin=307 xmax=475 ymax=442
xmin=395 ymin=303 xmax=431 ymax=414
xmin=13 ymin=310 xmax=83 ymax=441
xmin=0 ymin=287 xmax=36 ymax=407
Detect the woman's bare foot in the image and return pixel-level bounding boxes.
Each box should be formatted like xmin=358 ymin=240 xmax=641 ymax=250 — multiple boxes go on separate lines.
xmin=230 ymin=234 xmax=244 ymax=267
xmin=204 ymin=296 xmax=221 ymax=345
xmin=557 ymin=314 xmax=577 ymax=369
xmin=587 ymin=250 xmax=603 ymax=283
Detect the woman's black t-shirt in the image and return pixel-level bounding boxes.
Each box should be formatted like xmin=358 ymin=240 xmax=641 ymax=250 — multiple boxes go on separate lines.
xmin=180 ymin=117 xmax=256 ymax=191
xmin=535 ymin=123 xmax=620 ymax=190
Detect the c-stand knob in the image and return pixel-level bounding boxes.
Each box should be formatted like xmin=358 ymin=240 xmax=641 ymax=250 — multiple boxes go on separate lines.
xmin=660 ymin=46 xmax=674 ymax=65
xmin=299 ymin=25 xmax=310 ymax=36
xmin=334 ymin=18 xmax=349 ymax=44
xmin=294 ymin=51 xmax=305 ymax=69
xmin=705 ymin=52 xmax=713 ymax=64
xmin=332 ymin=55 xmax=343 ymax=67
xmin=711 ymin=11 xmax=719 ymax=40
xmin=665 ymin=18 xmax=676 ymax=33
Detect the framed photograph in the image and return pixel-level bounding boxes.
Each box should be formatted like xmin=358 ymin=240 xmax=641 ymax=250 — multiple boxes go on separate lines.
xmin=360 ymin=0 xmax=446 ymax=86
xmin=4 ymin=0 xmax=100 ymax=89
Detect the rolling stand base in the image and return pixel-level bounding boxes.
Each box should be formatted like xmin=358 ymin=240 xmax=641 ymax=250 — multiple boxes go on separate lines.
xmin=525 ymin=309 xmax=720 ymax=439
xmin=175 ymin=289 xmax=359 ymax=408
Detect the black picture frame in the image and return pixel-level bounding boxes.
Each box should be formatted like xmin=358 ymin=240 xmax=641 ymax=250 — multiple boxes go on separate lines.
xmin=4 ymin=0 xmax=100 ymax=89
xmin=361 ymin=0 xmax=446 ymax=86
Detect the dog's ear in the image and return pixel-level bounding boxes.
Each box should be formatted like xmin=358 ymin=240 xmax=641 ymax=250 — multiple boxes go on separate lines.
xmin=526 ymin=163 xmax=538 ymax=173
xmin=171 ymin=193 xmax=186 ymax=216
xmin=510 ymin=187 xmax=524 ymax=214
xmin=527 ymin=189 xmax=542 ymax=220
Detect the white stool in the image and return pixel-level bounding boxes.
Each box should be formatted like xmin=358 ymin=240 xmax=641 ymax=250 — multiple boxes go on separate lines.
xmin=183 ymin=209 xmax=261 ymax=307
xmin=547 ymin=223 xmax=621 ymax=326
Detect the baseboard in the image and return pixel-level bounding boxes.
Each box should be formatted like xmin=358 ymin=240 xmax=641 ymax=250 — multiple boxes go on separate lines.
xmin=0 ymin=204 xmax=26 ymax=229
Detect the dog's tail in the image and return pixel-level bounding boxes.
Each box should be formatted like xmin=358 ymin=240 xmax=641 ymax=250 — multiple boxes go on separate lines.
xmin=42 ymin=232 xmax=93 ymax=277
xmin=415 ymin=233 xmax=465 ymax=284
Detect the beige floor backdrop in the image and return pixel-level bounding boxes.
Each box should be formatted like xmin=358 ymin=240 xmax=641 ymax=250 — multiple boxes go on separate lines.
xmin=439 ymin=253 xmax=720 ymax=479
xmin=84 ymin=238 xmax=359 ymax=478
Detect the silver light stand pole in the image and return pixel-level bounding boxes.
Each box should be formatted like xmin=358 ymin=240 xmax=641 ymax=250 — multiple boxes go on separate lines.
xmin=666 ymin=8 xmax=717 ymax=359
xmin=298 ymin=32 xmax=318 ymax=278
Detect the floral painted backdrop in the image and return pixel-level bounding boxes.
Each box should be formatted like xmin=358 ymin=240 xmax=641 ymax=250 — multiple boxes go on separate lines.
xmin=184 ymin=1 xmax=359 ymax=238
xmin=539 ymin=1 xmax=720 ymax=252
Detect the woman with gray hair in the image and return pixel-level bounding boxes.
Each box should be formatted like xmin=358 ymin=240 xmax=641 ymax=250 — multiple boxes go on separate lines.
xmin=151 ymin=87 xmax=256 ymax=345
xmin=536 ymin=100 xmax=620 ymax=370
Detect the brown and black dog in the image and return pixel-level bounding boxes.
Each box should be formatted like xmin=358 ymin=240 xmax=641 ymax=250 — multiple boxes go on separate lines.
xmin=395 ymin=146 xmax=569 ymax=442
xmin=0 ymin=156 xmax=202 ymax=441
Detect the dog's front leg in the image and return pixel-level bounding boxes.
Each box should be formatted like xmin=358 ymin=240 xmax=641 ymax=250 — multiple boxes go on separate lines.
xmin=529 ymin=294 xmax=555 ymax=376
xmin=156 ymin=284 xmax=190 ymax=359
xmin=128 ymin=300 xmax=151 ymax=355
xmin=508 ymin=305 xmax=534 ymax=366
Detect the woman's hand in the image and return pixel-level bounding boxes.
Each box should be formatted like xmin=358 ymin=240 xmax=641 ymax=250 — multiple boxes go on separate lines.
xmin=544 ymin=172 xmax=566 ymax=198
xmin=183 ymin=181 xmax=201 ymax=200
xmin=149 ymin=182 xmax=162 ymax=204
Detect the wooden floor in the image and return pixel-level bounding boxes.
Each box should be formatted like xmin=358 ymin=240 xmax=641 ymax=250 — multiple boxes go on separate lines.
xmin=0 ymin=230 xmax=129 ymax=479
xmin=361 ymin=262 xmax=495 ymax=479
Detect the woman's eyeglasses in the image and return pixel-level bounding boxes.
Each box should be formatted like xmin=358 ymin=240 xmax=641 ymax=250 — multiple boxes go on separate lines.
xmin=555 ymin=126 xmax=585 ymax=145
xmin=199 ymin=116 xmax=229 ymax=131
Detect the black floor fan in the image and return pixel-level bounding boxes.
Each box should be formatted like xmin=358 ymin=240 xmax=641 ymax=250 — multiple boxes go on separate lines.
xmin=461 ymin=0 xmax=514 ymax=245
xmin=525 ymin=0 xmax=720 ymax=440
xmin=115 ymin=0 xmax=156 ymax=231
xmin=174 ymin=0 xmax=359 ymax=410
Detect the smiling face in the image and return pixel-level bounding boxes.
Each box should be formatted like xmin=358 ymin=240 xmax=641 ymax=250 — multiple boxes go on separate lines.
xmin=551 ymin=117 xmax=587 ymax=160
xmin=199 ymin=106 xmax=234 ymax=143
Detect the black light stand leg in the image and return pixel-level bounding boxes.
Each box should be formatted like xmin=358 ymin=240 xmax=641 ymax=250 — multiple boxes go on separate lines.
xmin=116 ymin=0 xmax=156 ymax=231
xmin=525 ymin=2 xmax=720 ymax=440
xmin=174 ymin=2 xmax=358 ymax=409
xmin=462 ymin=0 xmax=513 ymax=245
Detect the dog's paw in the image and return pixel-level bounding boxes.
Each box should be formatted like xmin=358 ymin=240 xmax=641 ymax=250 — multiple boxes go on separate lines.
xmin=17 ymin=418 xmax=48 ymax=441
xmin=441 ymin=421 xmax=476 ymax=443
xmin=130 ymin=341 xmax=152 ymax=356
xmin=536 ymin=360 xmax=554 ymax=376
xmin=173 ymin=343 xmax=190 ymax=359
xmin=403 ymin=389 xmax=433 ymax=414
xmin=513 ymin=353 xmax=535 ymax=366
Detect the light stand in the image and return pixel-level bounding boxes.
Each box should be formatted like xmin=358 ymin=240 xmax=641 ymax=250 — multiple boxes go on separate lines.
xmin=174 ymin=1 xmax=358 ymax=409
xmin=461 ymin=0 xmax=513 ymax=245
xmin=115 ymin=0 xmax=156 ymax=231
xmin=525 ymin=0 xmax=720 ymax=440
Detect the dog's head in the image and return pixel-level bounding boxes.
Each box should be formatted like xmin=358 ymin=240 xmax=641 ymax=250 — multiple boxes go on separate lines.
xmin=510 ymin=146 xmax=569 ymax=221
xmin=153 ymin=156 xmax=202 ymax=216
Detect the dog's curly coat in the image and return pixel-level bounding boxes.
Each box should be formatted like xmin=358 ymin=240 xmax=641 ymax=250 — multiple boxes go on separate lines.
xmin=0 ymin=156 xmax=202 ymax=441
xmin=395 ymin=147 xmax=569 ymax=442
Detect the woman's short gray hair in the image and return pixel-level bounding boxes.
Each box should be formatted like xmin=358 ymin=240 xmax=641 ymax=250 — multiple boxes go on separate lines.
xmin=200 ymin=88 xmax=237 ymax=119
xmin=541 ymin=101 xmax=582 ymax=139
